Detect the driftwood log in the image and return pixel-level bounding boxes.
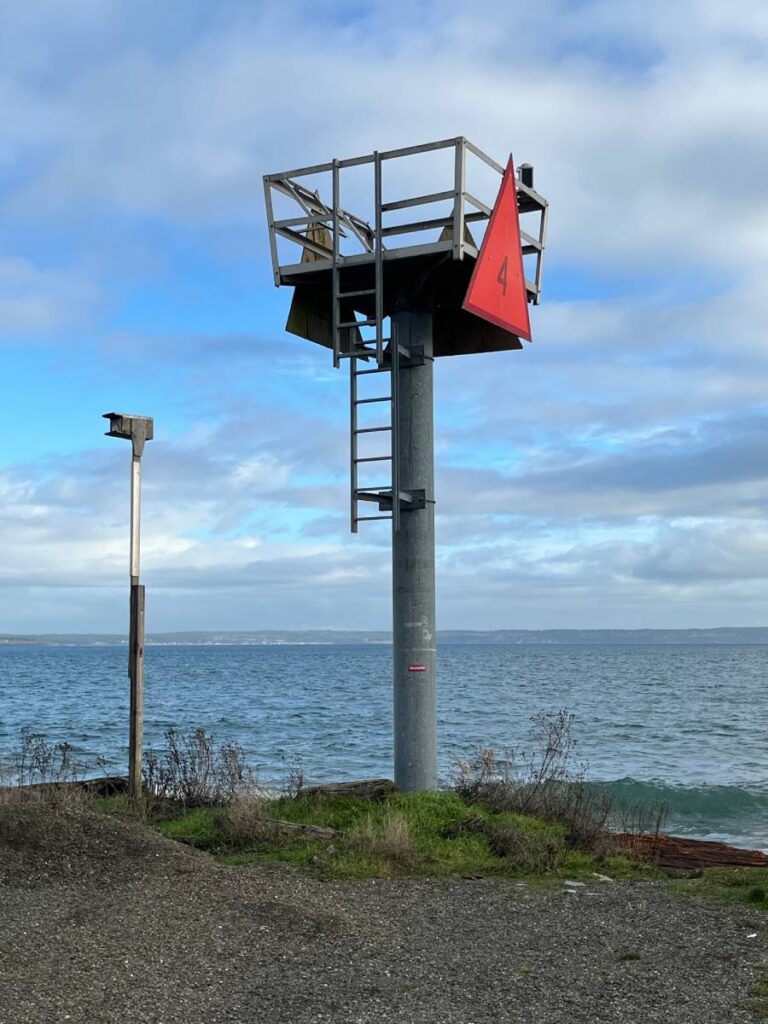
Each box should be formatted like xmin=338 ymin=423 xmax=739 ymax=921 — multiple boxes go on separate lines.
xmin=1 ymin=775 xmax=129 ymax=798
xmin=614 ymin=832 xmax=768 ymax=869
xmin=263 ymin=819 xmax=341 ymax=840
xmin=302 ymin=779 xmax=397 ymax=802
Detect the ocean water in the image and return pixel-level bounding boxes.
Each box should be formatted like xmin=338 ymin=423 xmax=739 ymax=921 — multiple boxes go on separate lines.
xmin=1 ymin=642 xmax=767 ymax=850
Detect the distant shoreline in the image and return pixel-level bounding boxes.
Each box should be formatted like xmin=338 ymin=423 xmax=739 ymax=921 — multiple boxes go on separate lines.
xmin=4 ymin=627 xmax=768 ymax=647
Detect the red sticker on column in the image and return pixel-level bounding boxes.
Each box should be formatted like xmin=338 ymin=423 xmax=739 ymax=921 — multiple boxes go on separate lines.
xmin=409 ymin=664 xmax=427 ymax=672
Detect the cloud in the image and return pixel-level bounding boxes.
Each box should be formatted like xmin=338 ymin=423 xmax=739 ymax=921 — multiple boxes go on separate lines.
xmin=0 ymin=257 xmax=101 ymax=335
xmin=1 ymin=382 xmax=768 ymax=632
xmin=1 ymin=0 xmax=766 ymax=273
xmin=0 ymin=1 xmax=767 ymax=630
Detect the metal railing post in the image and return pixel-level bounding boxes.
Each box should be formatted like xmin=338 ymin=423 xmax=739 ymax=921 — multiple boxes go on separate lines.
xmin=453 ymin=138 xmax=466 ymax=259
xmin=332 ymin=158 xmax=341 ymax=367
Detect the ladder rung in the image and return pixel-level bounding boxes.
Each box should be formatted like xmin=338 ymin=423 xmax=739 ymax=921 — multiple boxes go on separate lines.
xmin=356 ymin=455 xmax=391 ymax=463
xmin=355 ymin=366 xmax=389 ymax=376
xmin=339 ymin=289 xmax=376 ymax=298
xmin=354 ymin=426 xmax=391 ymax=434
xmin=355 ymin=396 xmax=391 ymax=405
xmin=339 ymin=319 xmax=377 ymax=328
xmin=355 ymin=515 xmax=392 ymax=522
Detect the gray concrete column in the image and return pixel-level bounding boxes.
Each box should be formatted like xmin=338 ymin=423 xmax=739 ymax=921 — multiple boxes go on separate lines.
xmin=392 ymin=309 xmax=437 ymax=791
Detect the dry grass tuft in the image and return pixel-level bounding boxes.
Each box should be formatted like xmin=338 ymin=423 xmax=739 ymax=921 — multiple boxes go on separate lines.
xmin=352 ymin=810 xmax=418 ymax=867
xmin=0 ymin=780 xmax=90 ymax=811
xmin=219 ymin=795 xmax=270 ymax=849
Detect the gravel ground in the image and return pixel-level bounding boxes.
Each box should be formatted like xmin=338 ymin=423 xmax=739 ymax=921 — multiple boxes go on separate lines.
xmin=1 ymin=805 xmax=767 ymax=1024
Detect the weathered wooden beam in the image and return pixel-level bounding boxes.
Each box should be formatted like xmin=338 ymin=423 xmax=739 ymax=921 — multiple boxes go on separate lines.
xmin=301 ymin=779 xmax=397 ymax=802
xmin=263 ymin=819 xmax=341 ymax=840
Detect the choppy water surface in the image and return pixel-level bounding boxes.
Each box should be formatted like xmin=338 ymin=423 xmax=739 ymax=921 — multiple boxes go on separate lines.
xmin=1 ymin=642 xmax=767 ymax=848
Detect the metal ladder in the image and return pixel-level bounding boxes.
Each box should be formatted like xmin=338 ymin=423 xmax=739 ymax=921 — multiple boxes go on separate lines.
xmin=331 ymin=153 xmax=404 ymax=533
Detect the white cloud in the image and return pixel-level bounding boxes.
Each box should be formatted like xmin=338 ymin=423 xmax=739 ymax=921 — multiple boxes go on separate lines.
xmin=0 ymin=1 xmax=765 ymax=273
xmin=0 ymin=1 xmax=767 ymax=629
xmin=0 ymin=257 xmax=100 ymax=334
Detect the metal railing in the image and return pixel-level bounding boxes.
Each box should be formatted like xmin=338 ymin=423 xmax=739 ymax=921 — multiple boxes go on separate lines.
xmin=263 ymin=136 xmax=548 ymax=304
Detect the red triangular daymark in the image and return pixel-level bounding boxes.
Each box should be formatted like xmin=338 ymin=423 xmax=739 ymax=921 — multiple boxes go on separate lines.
xmin=462 ymin=156 xmax=531 ymax=342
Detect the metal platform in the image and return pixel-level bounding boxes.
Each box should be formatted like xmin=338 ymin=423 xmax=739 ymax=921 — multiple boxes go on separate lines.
xmin=264 ymin=136 xmax=548 ymax=360
xmin=263 ymin=136 xmax=548 ymax=532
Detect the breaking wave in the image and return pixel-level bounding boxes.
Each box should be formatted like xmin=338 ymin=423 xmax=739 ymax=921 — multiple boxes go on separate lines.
xmin=590 ymin=778 xmax=768 ymax=850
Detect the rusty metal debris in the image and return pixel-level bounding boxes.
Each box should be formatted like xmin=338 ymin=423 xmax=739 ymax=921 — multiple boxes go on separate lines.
xmin=614 ymin=832 xmax=768 ymax=869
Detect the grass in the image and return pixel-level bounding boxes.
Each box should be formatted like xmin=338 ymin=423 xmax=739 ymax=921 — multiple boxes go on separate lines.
xmin=10 ymin=715 xmax=671 ymax=883
xmin=96 ymin=789 xmax=662 ymax=882
xmin=125 ymin=792 xmax=768 ymax=898
xmin=674 ymin=866 xmax=768 ymax=913
xmin=20 ymin=720 xmax=768 ymax=892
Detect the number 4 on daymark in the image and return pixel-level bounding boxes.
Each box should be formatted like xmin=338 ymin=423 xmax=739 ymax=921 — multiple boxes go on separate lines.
xmin=497 ymin=256 xmax=508 ymax=294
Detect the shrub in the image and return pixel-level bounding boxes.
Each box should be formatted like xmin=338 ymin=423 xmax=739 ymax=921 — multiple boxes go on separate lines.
xmin=10 ymin=728 xmax=83 ymax=787
xmin=453 ymin=710 xmax=613 ymax=852
xmin=280 ymin=755 xmax=306 ymax=798
xmin=0 ymin=729 xmax=108 ymax=809
xmin=612 ymin=797 xmax=668 ymax=839
xmin=143 ymin=728 xmax=254 ymax=807
xmin=0 ymin=733 xmax=89 ymax=811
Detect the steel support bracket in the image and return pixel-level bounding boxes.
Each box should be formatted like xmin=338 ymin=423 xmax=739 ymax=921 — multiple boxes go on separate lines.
xmin=374 ymin=488 xmax=427 ymax=512
xmin=396 ymin=344 xmax=426 ymax=369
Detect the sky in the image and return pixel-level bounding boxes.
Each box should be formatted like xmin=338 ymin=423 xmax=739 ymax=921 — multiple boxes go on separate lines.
xmin=1 ymin=0 xmax=767 ymax=633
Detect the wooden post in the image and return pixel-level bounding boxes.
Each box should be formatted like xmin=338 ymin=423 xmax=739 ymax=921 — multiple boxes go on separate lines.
xmin=128 ymin=583 xmax=145 ymax=799
xmin=103 ymin=413 xmax=153 ymax=801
